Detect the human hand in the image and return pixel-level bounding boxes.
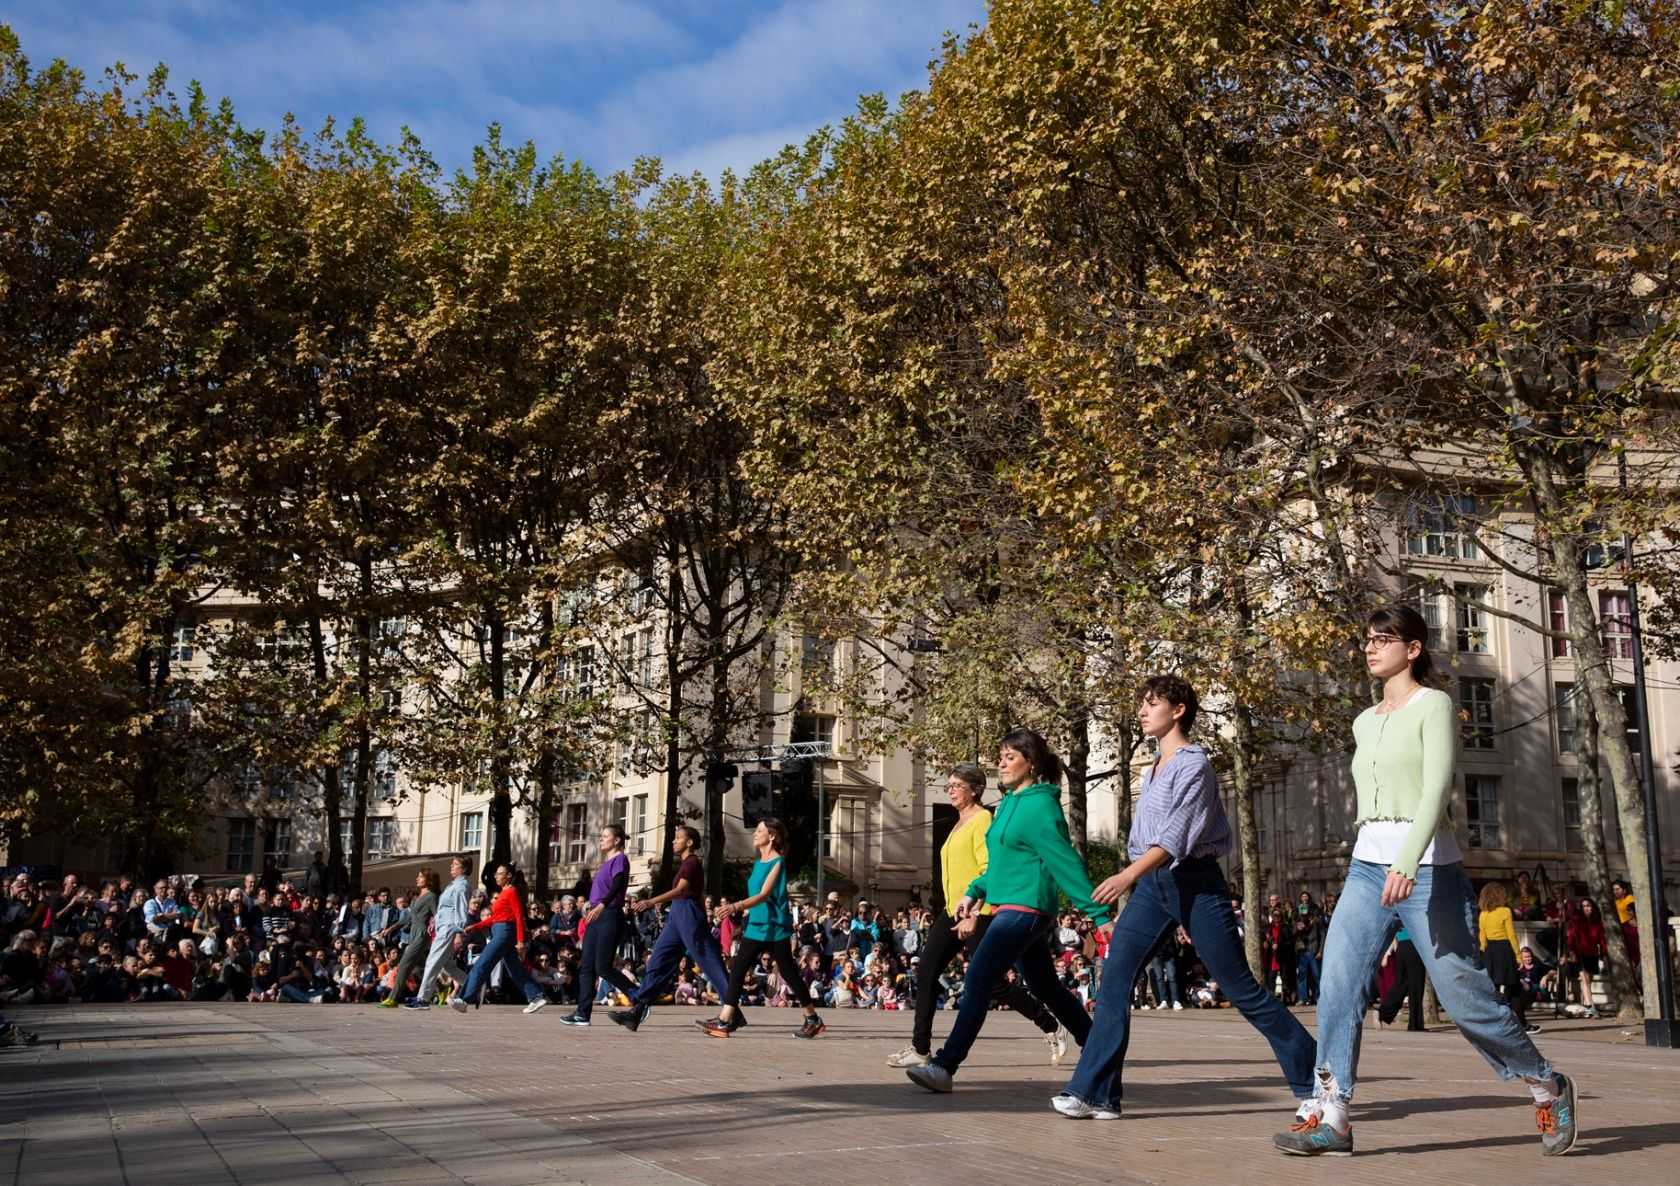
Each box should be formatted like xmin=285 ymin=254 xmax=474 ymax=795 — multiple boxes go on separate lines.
xmin=1092 ymin=873 xmax=1131 ymax=905
xmin=954 ymin=916 xmax=977 ymax=940
xmin=1380 ymin=871 xmax=1415 ymax=908
xmin=955 ymin=896 xmax=975 ymax=920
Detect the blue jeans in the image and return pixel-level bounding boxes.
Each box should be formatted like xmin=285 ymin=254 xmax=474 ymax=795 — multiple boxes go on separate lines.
xmin=1065 ymin=858 xmax=1316 ymax=1108
xmin=1296 ymin=951 xmax=1320 ymax=1006
xmin=459 ymin=922 xmax=540 ymax=1005
xmin=931 ymin=909 xmax=1090 ymax=1074
xmin=1315 ymin=860 xmax=1553 ymax=1101
xmin=631 ymin=899 xmax=730 ymax=1008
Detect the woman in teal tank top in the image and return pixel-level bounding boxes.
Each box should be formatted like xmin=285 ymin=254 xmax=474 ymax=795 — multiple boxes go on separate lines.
xmin=698 ymin=817 xmax=826 ymax=1039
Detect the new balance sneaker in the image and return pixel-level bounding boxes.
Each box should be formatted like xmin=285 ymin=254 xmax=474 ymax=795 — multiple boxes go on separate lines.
xmin=886 ymin=1046 xmax=929 ymax=1068
xmin=1537 ymin=1074 xmax=1579 ymax=1156
xmin=1050 ymin=1092 xmax=1120 ymax=1120
xmin=794 ymin=1014 xmax=826 ymax=1039
xmin=906 ymin=1063 xmax=953 ymax=1093
xmin=1045 ymin=1025 xmax=1068 ymax=1066
xmin=523 ymin=998 xmax=549 ymax=1015
xmin=609 ymin=1005 xmax=648 ymax=1032
xmin=556 ymin=1012 xmax=591 ymax=1027
xmin=1273 ymin=1113 xmax=1353 ymax=1156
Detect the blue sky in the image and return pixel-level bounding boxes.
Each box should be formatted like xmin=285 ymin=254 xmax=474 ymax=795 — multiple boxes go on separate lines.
xmin=8 ymin=1 xmax=989 ymax=179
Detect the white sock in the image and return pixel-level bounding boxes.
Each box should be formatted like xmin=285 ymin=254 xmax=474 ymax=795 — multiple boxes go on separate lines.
xmin=1313 ymin=1070 xmax=1350 ymax=1132
xmin=1527 ymin=1076 xmax=1562 ymax=1105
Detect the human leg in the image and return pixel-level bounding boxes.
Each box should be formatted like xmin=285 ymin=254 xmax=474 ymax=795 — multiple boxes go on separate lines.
xmin=927 ymin=910 xmax=1040 ymax=1075
xmin=417 ymin=929 xmax=465 ymax=1000
xmin=1061 ymin=873 xmax=1172 ymax=1108
xmin=1308 ymin=861 xmax=1400 ymax=1105
xmin=460 ymin=924 xmax=511 ymax=1003
xmin=630 ymin=918 xmax=688 ymax=1008
xmin=910 ymin=913 xmax=962 ymax=1055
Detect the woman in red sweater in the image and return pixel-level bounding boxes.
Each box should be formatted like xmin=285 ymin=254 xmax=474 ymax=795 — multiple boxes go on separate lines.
xmin=449 ymin=865 xmax=547 ymax=1015
xmin=1564 ymin=898 xmax=1607 ymax=1019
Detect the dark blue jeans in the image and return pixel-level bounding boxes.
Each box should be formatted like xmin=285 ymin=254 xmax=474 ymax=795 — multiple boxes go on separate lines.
xmin=931 ymin=909 xmax=1091 ymax=1074
xmin=1064 ymin=858 xmax=1316 ymax=1108
xmin=630 ymin=899 xmax=730 ymax=1008
xmin=460 ymin=922 xmax=540 ymax=1005
xmin=576 ymin=906 xmax=639 ymax=1019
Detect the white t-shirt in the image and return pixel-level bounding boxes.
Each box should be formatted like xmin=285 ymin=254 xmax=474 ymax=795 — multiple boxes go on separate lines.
xmin=1350 ymin=687 xmax=1463 ymax=869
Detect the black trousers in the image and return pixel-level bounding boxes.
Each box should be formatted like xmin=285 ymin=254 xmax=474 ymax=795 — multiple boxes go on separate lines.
xmin=912 ymin=911 xmax=1055 ymax=1055
xmin=576 ymin=907 xmax=639 ymax=1019
xmin=724 ymin=935 xmax=815 ymax=1009
xmin=1378 ymin=938 xmax=1426 ymax=1030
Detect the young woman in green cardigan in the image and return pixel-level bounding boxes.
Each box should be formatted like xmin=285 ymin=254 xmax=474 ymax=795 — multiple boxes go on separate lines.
xmin=904 ymin=727 xmax=1113 ymax=1094
xmin=1274 ymin=604 xmax=1577 ymax=1157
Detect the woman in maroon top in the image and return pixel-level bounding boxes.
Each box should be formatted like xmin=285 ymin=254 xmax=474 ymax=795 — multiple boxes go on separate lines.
xmin=448 ymin=865 xmax=548 ymax=1015
xmin=1565 ymin=898 xmax=1607 ymax=1019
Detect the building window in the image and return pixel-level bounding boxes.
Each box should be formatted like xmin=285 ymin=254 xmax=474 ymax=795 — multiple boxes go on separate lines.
xmin=560 ymin=802 xmax=588 ymax=865
xmin=459 ymin=811 xmax=484 ymax=850
xmin=1465 ymin=775 xmax=1501 ymax=848
xmin=1455 ymin=585 xmax=1492 ymax=654
xmin=226 ymin=818 xmax=256 ymax=873
xmin=1547 ymin=590 xmax=1571 ymax=658
xmin=338 ymin=820 xmax=354 ymax=860
xmin=802 ymin=634 xmax=838 ymax=686
xmin=257 ymin=626 xmax=308 ymax=667
xmin=632 ymin=794 xmax=648 ymax=855
xmin=1405 ymin=494 xmax=1480 ymax=560
xmin=234 ymin=764 xmax=263 ymax=798
xmin=266 ymin=819 xmax=293 ymax=868
xmin=1555 ymin=684 xmax=1578 ymax=754
xmin=1599 ymin=590 xmax=1633 ymax=659
xmin=366 ymin=818 xmax=398 ymax=859
xmin=1458 ymin=678 xmax=1496 ymax=750
xmin=1407 ymin=578 xmax=1447 ymax=651
xmin=792 ymin=711 xmax=836 ymax=748
xmin=612 ymin=796 xmax=629 ymax=838
xmin=1561 ymin=778 xmax=1581 ymax=850
xmin=169 ymin=621 xmax=195 ymax=664
xmin=572 ymin=646 xmax=597 ymax=700
xmin=373 ymin=749 xmax=398 ymax=801
xmin=637 ymin=628 xmax=656 ymax=689
xmin=164 ymin=684 xmax=192 ymax=729
xmin=266 ymin=769 xmax=294 ymax=801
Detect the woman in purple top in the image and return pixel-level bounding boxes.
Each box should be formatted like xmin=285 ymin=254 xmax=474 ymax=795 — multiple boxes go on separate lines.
xmin=557 ymin=825 xmax=642 ymax=1026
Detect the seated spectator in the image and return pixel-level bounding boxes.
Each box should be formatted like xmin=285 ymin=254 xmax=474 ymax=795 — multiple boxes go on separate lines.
xmin=134 ymin=947 xmax=180 ymax=1001
xmin=1 ymin=931 xmax=42 ymax=1005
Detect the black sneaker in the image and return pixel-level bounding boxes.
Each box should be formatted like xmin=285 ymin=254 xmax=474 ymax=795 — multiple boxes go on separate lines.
xmin=794 ymin=1014 xmax=826 ymax=1039
xmin=609 ymin=1006 xmax=648 ymax=1032
xmin=556 ymin=1013 xmax=591 ymax=1027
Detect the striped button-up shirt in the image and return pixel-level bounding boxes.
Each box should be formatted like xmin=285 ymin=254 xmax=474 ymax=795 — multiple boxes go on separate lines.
xmin=1126 ymin=744 xmax=1231 ymax=865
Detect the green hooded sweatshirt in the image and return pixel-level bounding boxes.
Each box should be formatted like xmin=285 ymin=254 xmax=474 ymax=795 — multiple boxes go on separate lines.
xmin=964 ymin=782 xmax=1112 ymax=923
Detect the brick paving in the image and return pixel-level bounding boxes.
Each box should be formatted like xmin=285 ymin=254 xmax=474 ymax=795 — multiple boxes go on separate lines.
xmin=2 ymin=1002 xmax=1677 ymax=1186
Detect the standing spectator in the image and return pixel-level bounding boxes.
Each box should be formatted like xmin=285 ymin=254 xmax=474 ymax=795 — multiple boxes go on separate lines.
xmin=1295 ymin=894 xmax=1326 ymax=1007
xmin=1263 ymin=905 xmax=1297 ymax=1004
xmin=363 ymin=888 xmax=396 ymax=939
xmin=1565 ymin=898 xmax=1607 ymax=1018
xmin=1611 ymin=879 xmax=1635 ymax=925
xmin=304 ymin=852 xmax=330 ymax=900
xmin=1375 ymin=926 xmax=1427 ymax=1031
xmin=1145 ymin=929 xmax=1185 ymax=1011
xmin=143 ymin=880 xmax=182 ymax=946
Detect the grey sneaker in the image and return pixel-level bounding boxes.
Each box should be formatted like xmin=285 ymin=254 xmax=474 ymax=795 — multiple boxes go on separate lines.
xmin=1274 ymin=1114 xmax=1353 ymax=1156
xmin=447 ymin=996 xmax=468 ymax=1014
xmin=1538 ymin=1074 xmax=1578 ymax=1156
xmin=1050 ymin=1092 xmax=1120 ymax=1120
xmin=906 ymin=1063 xmax=953 ymax=1093
xmin=523 ymin=998 xmax=549 ymax=1015
xmin=886 ymin=1046 xmax=929 ymax=1068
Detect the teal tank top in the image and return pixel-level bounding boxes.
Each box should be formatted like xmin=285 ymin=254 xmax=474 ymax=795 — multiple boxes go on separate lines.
xmin=744 ymin=856 xmax=792 ymax=941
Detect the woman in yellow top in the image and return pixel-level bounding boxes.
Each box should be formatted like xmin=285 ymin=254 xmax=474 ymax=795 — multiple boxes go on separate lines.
xmin=885 ymin=763 xmax=1065 ymax=1070
xmin=1479 ymin=881 xmax=1539 ymax=1034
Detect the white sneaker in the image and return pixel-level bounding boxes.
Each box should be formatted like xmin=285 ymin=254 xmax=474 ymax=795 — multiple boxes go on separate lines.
xmin=1172 ymin=1001 xmax=1184 ymax=1011
xmin=1045 ymin=1026 xmax=1068 ymax=1066
xmin=1051 ymin=1092 xmax=1121 ymax=1120
xmin=523 ymin=998 xmax=549 ymax=1015
xmin=448 ymin=996 xmax=468 ymax=1014
xmin=886 ymin=1046 xmax=930 ymax=1068
xmin=906 ymin=1064 xmax=953 ymax=1093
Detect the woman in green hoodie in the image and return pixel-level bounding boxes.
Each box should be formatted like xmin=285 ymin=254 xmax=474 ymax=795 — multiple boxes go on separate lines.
xmin=905 ymin=727 xmax=1113 ymax=1094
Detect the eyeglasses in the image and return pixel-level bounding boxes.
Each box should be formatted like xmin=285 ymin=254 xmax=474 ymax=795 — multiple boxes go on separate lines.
xmin=1363 ymin=633 xmax=1402 ymax=650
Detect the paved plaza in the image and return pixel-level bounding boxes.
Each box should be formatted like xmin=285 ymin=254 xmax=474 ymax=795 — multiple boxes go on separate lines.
xmin=1 ymin=1003 xmax=1676 ymax=1186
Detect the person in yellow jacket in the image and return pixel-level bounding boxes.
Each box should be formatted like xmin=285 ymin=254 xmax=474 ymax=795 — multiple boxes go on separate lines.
xmin=886 ymin=763 xmax=1065 ymax=1070
xmin=1479 ymin=881 xmax=1539 ymax=1035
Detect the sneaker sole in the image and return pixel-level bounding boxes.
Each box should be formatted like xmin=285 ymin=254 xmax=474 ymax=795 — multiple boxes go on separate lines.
xmin=1275 ymin=1139 xmax=1353 ymax=1157
xmin=704 ymin=1028 xmax=731 ymax=1039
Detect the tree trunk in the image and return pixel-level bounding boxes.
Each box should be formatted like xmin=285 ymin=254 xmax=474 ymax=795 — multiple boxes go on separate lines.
xmin=534 ymin=599 xmax=556 ymax=899
xmin=657 ymin=548 xmax=686 ymax=891
xmin=1232 ymin=702 xmax=1266 ymax=980
xmin=1572 ymin=690 xmax=1642 ymax=1019
xmin=350 ymin=552 xmax=374 ymax=895
xmin=1518 ymin=446 xmax=1662 ymax=1012
xmin=306 ymin=607 xmax=347 ymax=895
xmin=486 ymin=603 xmax=512 ymax=894
xmin=703 ymin=648 xmax=730 ymax=891
xmin=1064 ymin=699 xmax=1091 ymax=857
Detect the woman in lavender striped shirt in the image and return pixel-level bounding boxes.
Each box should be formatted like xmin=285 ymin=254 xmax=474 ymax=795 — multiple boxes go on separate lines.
xmin=1052 ymin=675 xmax=1316 ymax=1120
